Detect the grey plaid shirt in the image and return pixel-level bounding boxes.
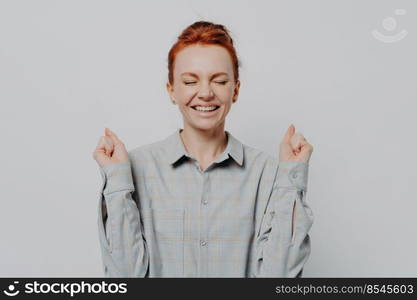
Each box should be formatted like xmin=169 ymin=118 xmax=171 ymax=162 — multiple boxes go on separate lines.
xmin=97 ymin=128 xmax=313 ymax=277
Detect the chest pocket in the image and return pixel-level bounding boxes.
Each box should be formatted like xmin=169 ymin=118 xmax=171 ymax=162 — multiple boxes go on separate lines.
xmin=141 ymin=207 xmax=185 ymax=277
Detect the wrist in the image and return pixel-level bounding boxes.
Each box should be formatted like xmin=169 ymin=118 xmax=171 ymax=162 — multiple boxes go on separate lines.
xmin=100 ymin=160 xmax=135 ymax=195
xmin=275 ymin=161 xmax=309 ymax=190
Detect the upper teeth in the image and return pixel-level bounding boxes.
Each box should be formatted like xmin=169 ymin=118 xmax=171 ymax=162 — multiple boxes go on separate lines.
xmin=195 ymin=106 xmax=217 ymax=111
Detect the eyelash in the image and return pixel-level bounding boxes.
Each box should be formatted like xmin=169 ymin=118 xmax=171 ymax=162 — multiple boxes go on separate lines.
xmin=184 ymin=81 xmax=228 ymax=85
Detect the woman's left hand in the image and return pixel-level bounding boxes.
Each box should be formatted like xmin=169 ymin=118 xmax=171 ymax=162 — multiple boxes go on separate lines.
xmin=279 ymin=124 xmax=314 ymax=163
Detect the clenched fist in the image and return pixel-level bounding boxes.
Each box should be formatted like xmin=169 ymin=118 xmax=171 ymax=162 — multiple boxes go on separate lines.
xmin=279 ymin=124 xmax=314 ymax=163
xmin=92 ymin=128 xmax=129 ymax=168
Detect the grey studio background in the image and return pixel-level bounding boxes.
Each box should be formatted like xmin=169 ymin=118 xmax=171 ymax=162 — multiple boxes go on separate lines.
xmin=0 ymin=0 xmax=416 ymax=277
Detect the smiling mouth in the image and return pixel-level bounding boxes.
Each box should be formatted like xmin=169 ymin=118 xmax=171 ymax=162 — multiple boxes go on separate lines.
xmin=191 ymin=106 xmax=220 ymax=112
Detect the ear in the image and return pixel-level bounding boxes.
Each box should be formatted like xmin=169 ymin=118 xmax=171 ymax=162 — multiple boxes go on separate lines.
xmin=233 ymin=80 xmax=240 ymax=103
xmin=166 ymin=82 xmax=176 ymax=104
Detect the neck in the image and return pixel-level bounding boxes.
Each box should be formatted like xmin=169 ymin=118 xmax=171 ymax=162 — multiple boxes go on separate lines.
xmin=179 ymin=123 xmax=228 ymax=164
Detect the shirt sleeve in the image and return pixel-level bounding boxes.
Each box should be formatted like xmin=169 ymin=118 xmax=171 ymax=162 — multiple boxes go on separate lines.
xmin=254 ymin=161 xmax=314 ymax=277
xmin=97 ymin=159 xmax=149 ymax=277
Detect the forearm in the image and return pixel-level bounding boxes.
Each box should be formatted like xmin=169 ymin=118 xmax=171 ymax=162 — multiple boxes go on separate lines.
xmin=97 ymin=160 xmax=149 ymax=277
xmin=255 ymin=161 xmax=314 ymax=277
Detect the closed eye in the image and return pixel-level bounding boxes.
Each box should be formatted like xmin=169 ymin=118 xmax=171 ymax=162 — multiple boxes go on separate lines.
xmin=184 ymin=81 xmax=228 ymax=85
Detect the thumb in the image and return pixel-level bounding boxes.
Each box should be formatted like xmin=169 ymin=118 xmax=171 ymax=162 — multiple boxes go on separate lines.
xmin=283 ymin=124 xmax=295 ymax=144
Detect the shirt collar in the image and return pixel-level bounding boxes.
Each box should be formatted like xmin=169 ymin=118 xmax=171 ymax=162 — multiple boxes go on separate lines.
xmin=165 ymin=128 xmax=244 ymax=167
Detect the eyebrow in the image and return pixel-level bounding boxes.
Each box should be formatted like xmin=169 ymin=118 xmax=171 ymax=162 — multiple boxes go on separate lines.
xmin=180 ymin=72 xmax=229 ymax=79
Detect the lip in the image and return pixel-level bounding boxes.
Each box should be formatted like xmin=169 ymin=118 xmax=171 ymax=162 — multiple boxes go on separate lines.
xmin=190 ymin=105 xmax=220 ymax=117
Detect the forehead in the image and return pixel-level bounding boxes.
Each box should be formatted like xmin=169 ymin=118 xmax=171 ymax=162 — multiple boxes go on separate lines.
xmin=174 ymin=44 xmax=233 ymax=75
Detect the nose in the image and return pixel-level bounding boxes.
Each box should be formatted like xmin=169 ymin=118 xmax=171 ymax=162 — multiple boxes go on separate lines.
xmin=197 ymin=81 xmax=214 ymax=100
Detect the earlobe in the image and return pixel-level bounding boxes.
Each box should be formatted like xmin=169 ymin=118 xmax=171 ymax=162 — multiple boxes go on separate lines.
xmin=166 ymin=82 xmax=175 ymax=104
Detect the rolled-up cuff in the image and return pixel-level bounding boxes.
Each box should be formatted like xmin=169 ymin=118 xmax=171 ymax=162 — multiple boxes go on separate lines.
xmin=275 ymin=161 xmax=309 ymax=190
xmin=100 ymin=160 xmax=135 ymax=195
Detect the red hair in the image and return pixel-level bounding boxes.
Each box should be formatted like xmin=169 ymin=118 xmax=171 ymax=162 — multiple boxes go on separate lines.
xmin=167 ymin=21 xmax=240 ymax=85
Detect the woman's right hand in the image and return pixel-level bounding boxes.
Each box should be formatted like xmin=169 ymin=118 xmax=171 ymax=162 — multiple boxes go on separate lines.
xmin=93 ymin=128 xmax=129 ymax=168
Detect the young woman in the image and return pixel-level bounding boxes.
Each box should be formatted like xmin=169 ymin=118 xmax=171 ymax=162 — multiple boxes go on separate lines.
xmin=93 ymin=21 xmax=314 ymax=277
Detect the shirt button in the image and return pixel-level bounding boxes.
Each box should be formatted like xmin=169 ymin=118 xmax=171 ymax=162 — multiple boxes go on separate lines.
xmin=200 ymin=240 xmax=207 ymax=246
xmin=202 ymin=199 xmax=208 ymax=205
xmin=292 ymin=173 xmax=298 ymax=179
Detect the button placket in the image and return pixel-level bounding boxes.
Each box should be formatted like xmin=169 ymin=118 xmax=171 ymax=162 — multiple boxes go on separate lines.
xmin=199 ymin=171 xmax=209 ymax=276
xmin=202 ymin=172 xmax=209 ymax=206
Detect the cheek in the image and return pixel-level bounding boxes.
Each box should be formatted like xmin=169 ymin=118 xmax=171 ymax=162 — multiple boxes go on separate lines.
xmin=175 ymin=88 xmax=195 ymax=102
xmin=215 ymin=86 xmax=233 ymax=99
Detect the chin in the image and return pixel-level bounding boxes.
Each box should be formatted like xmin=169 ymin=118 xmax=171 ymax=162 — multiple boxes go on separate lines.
xmin=188 ymin=121 xmax=222 ymax=132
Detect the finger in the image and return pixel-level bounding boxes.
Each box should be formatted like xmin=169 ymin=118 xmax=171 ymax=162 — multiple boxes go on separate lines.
xmin=297 ymin=140 xmax=313 ymax=157
xmin=303 ymin=142 xmax=313 ymax=152
xmin=103 ymin=136 xmax=114 ymax=155
xmin=93 ymin=136 xmax=110 ymax=159
xmin=300 ymin=139 xmax=308 ymax=147
xmin=95 ymin=136 xmax=108 ymax=151
xmin=290 ymin=132 xmax=303 ymax=150
xmin=297 ymin=133 xmax=309 ymax=147
xmin=105 ymin=128 xmax=123 ymax=145
xmin=283 ymin=124 xmax=295 ymax=144
xmin=298 ymin=132 xmax=307 ymax=142
xmin=93 ymin=137 xmax=106 ymax=157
